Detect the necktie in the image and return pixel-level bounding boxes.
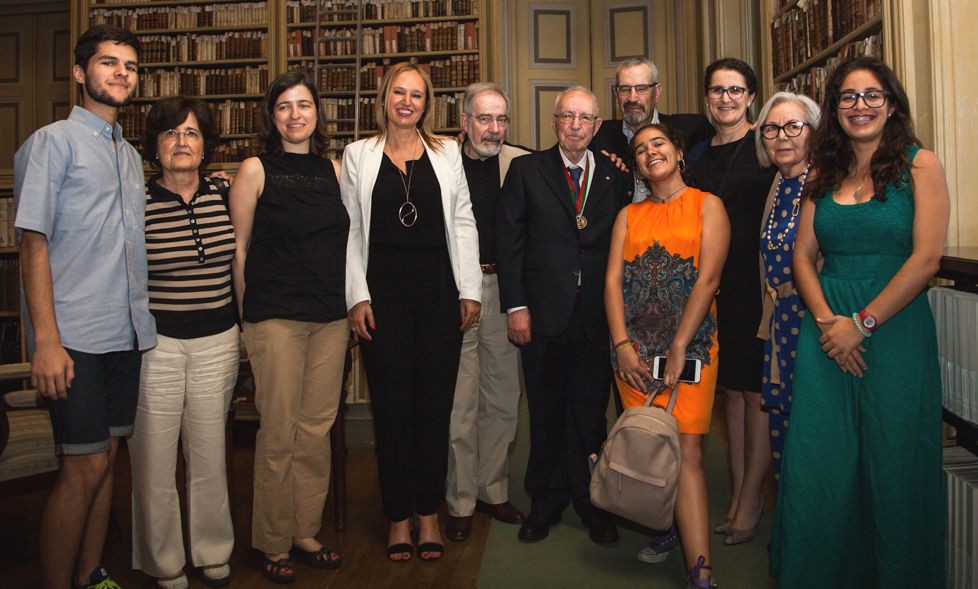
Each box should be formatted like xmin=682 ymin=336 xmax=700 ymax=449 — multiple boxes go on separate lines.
xmin=567 ymin=165 xmax=583 ymax=197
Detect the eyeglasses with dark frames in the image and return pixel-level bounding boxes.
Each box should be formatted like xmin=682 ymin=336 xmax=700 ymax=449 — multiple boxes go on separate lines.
xmin=759 ymin=120 xmax=809 ymax=140
xmin=614 ymin=83 xmax=658 ymax=97
xmin=707 ymin=85 xmax=748 ymax=100
xmin=836 ymin=90 xmax=889 ymax=110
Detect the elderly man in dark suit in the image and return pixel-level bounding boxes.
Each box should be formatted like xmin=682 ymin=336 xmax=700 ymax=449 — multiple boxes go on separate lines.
xmin=590 ymin=56 xmax=713 ymax=203
xmin=496 ymin=86 xmax=632 ymax=544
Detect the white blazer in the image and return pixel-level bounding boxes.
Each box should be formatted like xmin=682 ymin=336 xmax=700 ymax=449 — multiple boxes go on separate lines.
xmin=340 ymin=132 xmax=482 ymax=309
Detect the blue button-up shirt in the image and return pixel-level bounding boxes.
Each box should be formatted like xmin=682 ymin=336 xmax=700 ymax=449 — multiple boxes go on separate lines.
xmin=14 ymin=106 xmax=156 ymax=353
xmin=622 ymin=111 xmax=660 ymax=203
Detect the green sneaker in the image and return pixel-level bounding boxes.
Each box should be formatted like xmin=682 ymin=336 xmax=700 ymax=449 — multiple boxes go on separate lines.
xmin=75 ymin=567 xmax=122 ymax=589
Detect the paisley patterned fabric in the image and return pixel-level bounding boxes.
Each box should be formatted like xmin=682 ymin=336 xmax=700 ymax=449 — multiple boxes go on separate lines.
xmin=614 ymin=187 xmax=719 ymax=434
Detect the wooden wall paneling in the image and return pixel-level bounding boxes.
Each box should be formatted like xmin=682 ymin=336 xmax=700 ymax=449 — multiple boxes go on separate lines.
xmin=530 ymin=6 xmax=575 ymax=66
xmin=34 ymin=10 xmax=70 ymax=129
xmin=927 ymin=0 xmax=978 ymax=247
xmin=0 ymin=15 xmax=34 ymax=178
xmin=531 ymin=81 xmax=573 ymax=149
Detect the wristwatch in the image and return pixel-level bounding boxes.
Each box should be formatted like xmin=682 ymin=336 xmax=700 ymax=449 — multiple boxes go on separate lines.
xmin=857 ymin=309 xmax=879 ymax=333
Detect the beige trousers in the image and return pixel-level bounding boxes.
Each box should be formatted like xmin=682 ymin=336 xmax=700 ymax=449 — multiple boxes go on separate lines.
xmin=446 ymin=274 xmax=521 ymax=516
xmin=130 ymin=326 xmax=239 ymax=577
xmin=243 ymin=318 xmax=349 ymax=554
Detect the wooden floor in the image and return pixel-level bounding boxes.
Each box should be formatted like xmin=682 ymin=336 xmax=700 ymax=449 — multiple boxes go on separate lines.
xmin=0 ymin=419 xmax=490 ymax=588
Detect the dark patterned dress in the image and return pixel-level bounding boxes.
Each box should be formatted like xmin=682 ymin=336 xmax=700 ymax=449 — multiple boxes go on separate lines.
xmin=613 ymin=187 xmax=719 ymax=434
xmin=759 ymin=172 xmax=806 ymax=479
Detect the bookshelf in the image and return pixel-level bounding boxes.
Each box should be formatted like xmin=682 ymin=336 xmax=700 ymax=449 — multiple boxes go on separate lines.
xmin=284 ymin=0 xmax=485 ymax=158
xmin=766 ymin=0 xmax=884 ymax=105
xmin=82 ymin=0 xmax=273 ymax=166
xmin=76 ymin=0 xmax=486 ymax=163
xmin=0 ymin=184 xmax=22 ymax=369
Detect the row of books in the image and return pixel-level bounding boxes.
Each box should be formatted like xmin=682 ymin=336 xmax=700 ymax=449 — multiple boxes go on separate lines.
xmin=943 ymin=446 xmax=978 ymax=588
xmin=771 ymin=0 xmax=882 ymax=77
xmin=285 ymin=22 xmax=476 ymax=58
xmin=292 ymin=54 xmax=478 ymax=92
xmin=138 ymin=65 xmax=269 ymax=98
xmin=120 ymin=100 xmax=264 ymax=140
xmin=0 ymin=258 xmax=18 ymax=313
xmin=139 ymin=32 xmax=268 ymax=64
xmin=91 ymin=3 xmax=269 ymax=31
xmin=211 ymin=139 xmax=260 ymax=163
xmin=929 ymin=287 xmax=978 ymax=427
xmin=285 ymin=0 xmax=477 ymax=23
xmin=0 ymin=199 xmax=16 ymax=249
xmin=362 ymin=0 xmax=478 ymax=20
xmin=0 ymin=317 xmax=21 ymax=366
xmin=775 ymin=33 xmax=881 ymax=104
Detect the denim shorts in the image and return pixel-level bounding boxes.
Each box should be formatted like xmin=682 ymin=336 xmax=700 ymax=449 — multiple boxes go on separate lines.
xmin=48 ymin=348 xmax=141 ymax=455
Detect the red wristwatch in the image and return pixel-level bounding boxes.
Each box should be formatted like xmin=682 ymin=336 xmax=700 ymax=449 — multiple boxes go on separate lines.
xmin=857 ymin=309 xmax=879 ymax=333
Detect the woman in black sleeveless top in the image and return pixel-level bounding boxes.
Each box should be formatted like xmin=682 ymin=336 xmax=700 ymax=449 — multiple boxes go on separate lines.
xmin=230 ymin=72 xmax=349 ymax=583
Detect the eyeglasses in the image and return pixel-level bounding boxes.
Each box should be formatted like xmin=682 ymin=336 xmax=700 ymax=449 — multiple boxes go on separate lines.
xmin=836 ymin=90 xmax=889 ymax=109
xmin=472 ymin=114 xmax=511 ymax=126
xmin=554 ymin=112 xmax=598 ymax=126
xmin=161 ymin=128 xmax=202 ymax=141
xmin=707 ymin=85 xmax=748 ymax=100
xmin=614 ymin=83 xmax=657 ymax=97
xmin=759 ymin=120 xmax=809 ymax=139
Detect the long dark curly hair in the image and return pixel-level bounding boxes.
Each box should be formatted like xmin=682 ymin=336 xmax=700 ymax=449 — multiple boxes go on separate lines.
xmin=805 ymin=57 xmax=921 ymax=202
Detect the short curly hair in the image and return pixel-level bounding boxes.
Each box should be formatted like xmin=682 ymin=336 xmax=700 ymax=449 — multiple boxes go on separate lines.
xmin=142 ymin=97 xmax=220 ymax=170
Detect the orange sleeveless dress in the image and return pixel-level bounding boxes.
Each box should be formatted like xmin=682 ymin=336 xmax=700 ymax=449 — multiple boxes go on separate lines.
xmin=613 ymin=187 xmax=719 ymax=434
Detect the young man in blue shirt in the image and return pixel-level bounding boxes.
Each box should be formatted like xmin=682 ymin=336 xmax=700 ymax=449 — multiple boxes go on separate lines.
xmin=14 ymin=25 xmax=155 ymax=589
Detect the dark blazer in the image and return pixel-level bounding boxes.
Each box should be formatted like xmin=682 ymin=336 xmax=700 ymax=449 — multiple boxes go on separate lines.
xmin=590 ymin=113 xmax=714 ymax=169
xmin=495 ymin=144 xmax=632 ymax=342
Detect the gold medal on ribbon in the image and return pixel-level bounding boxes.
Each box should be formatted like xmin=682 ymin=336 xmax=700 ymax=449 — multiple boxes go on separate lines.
xmin=576 ymin=214 xmax=588 ymax=230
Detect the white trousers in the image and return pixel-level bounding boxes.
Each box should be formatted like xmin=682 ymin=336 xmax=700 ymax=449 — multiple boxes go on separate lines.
xmin=130 ymin=326 xmax=239 ymax=577
xmin=446 ymin=274 xmax=521 ymax=516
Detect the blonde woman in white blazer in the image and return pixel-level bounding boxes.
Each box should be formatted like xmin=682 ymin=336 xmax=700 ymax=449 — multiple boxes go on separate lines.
xmin=340 ymin=62 xmax=481 ymax=563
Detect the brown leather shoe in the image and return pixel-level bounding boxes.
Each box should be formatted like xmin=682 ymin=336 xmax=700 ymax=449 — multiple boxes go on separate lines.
xmin=446 ymin=515 xmax=473 ymax=542
xmin=475 ymin=500 xmax=525 ymax=524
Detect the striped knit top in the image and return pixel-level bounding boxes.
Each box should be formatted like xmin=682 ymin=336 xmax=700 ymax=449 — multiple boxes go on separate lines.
xmin=144 ymin=175 xmax=237 ymax=339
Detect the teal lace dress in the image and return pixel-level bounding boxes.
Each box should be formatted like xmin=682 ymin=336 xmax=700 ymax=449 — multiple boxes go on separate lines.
xmin=771 ymin=146 xmax=944 ymax=588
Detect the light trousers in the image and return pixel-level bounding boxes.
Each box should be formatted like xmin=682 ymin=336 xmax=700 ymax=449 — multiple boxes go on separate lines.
xmin=244 ymin=317 xmax=349 ymax=554
xmin=446 ymin=274 xmax=521 ymax=516
xmin=130 ymin=326 xmax=239 ymax=577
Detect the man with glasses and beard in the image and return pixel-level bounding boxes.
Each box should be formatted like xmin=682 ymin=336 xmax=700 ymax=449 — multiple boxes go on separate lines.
xmin=591 ymin=57 xmax=712 ymax=203
xmin=445 ymin=83 xmax=530 ymax=542
xmin=14 ymin=25 xmax=155 ymax=589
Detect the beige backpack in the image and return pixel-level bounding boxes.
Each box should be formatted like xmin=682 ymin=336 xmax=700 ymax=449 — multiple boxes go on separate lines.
xmin=588 ymin=387 xmax=681 ymax=531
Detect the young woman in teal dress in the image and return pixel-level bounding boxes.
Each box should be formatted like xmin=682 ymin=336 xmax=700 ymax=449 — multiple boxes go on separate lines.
xmin=771 ymin=57 xmax=949 ymax=587
xmin=753 ymin=91 xmax=821 ymax=486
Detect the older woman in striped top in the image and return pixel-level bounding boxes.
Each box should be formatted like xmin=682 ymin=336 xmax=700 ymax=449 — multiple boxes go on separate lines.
xmin=128 ymin=97 xmax=239 ymax=589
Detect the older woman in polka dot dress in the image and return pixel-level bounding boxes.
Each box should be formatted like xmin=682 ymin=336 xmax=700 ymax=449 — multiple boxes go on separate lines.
xmin=755 ymin=92 xmax=820 ymax=481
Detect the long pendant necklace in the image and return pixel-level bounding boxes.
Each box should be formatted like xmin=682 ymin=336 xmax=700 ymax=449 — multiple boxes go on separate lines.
xmin=397 ymin=159 xmax=417 ymax=227
xmin=764 ymin=166 xmax=808 ymax=251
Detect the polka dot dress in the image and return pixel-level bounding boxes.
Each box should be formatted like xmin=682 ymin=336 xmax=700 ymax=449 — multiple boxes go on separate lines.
xmin=760 ymin=174 xmax=806 ymax=479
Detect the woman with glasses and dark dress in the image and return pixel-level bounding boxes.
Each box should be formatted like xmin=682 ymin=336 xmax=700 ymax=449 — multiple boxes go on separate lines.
xmin=687 ymin=58 xmax=776 ymax=546
xmin=771 ymin=56 xmax=948 ymax=587
xmin=341 ymin=62 xmax=480 ymax=563
xmin=753 ymin=92 xmax=821 ymax=485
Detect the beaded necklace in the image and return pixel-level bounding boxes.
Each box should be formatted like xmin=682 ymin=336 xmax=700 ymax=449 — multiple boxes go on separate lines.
xmin=764 ymin=166 xmax=809 ymax=251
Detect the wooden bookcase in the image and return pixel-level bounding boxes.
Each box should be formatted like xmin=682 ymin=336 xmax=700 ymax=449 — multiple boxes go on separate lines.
xmin=79 ymin=0 xmax=274 ymax=167
xmin=762 ymin=0 xmax=885 ymax=104
xmin=74 ymin=0 xmax=486 ymax=164
xmin=283 ymin=0 xmax=484 ymax=159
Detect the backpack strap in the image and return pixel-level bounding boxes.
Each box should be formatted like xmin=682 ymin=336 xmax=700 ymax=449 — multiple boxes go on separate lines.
xmin=643 ymin=385 xmax=680 ymax=415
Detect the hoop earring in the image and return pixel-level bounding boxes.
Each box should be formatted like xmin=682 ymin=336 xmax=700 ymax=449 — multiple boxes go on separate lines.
xmin=678 ymin=158 xmax=686 ymax=174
